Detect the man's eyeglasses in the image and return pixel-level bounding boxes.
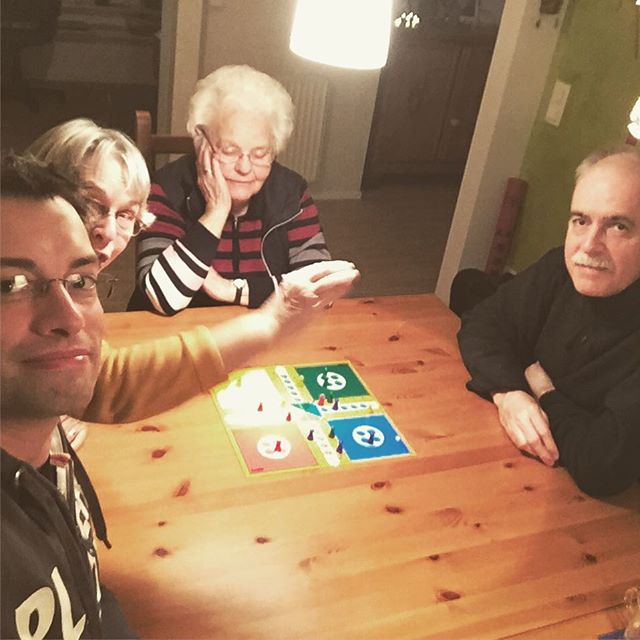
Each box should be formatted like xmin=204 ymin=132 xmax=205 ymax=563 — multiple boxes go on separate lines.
xmin=214 ymin=143 xmax=274 ymax=168
xmin=1 ymin=273 xmax=99 ymax=302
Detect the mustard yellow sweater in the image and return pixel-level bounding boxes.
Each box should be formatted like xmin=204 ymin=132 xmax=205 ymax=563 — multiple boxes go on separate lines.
xmin=80 ymin=326 xmax=226 ymax=424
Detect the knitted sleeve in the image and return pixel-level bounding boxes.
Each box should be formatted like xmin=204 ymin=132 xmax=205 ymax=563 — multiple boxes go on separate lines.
xmin=457 ymin=248 xmax=566 ymax=399
xmin=539 ymin=378 xmax=640 ymax=497
xmin=286 ymin=191 xmax=331 ymax=269
xmin=80 ymin=327 xmax=227 ymax=423
xmin=136 ymin=183 xmax=220 ymax=315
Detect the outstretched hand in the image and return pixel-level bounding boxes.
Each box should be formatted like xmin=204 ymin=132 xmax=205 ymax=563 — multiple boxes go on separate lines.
xmin=210 ymin=261 xmax=359 ymax=375
xmin=492 ymin=390 xmax=559 ymax=466
xmin=260 ymin=260 xmax=360 ymax=335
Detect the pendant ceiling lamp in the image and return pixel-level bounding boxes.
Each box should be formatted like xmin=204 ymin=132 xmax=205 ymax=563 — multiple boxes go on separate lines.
xmin=289 ymin=0 xmax=392 ymax=70
xmin=629 ymin=97 xmax=640 ymax=140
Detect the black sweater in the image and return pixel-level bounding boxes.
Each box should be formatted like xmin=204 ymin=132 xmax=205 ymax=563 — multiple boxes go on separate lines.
xmin=457 ymin=247 xmax=640 ymax=497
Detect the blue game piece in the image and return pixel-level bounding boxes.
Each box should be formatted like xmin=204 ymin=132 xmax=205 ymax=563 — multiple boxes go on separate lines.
xmin=307 ymin=429 xmax=314 ymax=441
xmin=336 ymin=440 xmax=343 ymax=454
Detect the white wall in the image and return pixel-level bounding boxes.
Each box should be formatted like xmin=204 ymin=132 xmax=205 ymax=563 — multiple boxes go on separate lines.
xmin=162 ymin=0 xmax=380 ymax=199
xmin=435 ymin=0 xmax=567 ymax=302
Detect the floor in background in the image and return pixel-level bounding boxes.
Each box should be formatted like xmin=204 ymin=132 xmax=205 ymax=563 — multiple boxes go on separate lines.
xmin=320 ymin=179 xmax=459 ymax=299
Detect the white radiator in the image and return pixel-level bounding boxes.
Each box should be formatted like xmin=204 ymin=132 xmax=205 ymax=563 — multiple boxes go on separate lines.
xmin=279 ymin=74 xmax=329 ymax=183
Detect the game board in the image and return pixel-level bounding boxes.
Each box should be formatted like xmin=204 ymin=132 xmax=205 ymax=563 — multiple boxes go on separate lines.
xmin=210 ymin=361 xmax=414 ymax=476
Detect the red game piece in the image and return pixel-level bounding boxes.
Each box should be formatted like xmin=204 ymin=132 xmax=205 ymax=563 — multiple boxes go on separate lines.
xmin=317 ymin=393 xmax=326 ymax=406
xmin=286 ymin=412 xmax=292 ymax=422
xmin=274 ymin=440 xmax=282 ymax=452
xmin=257 ymin=402 xmax=263 ymax=412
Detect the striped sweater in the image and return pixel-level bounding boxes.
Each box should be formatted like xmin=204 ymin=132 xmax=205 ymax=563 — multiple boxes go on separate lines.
xmin=131 ymin=156 xmax=330 ymax=314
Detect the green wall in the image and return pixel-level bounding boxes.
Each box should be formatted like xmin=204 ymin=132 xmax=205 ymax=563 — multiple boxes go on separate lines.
xmin=509 ymin=0 xmax=640 ymax=271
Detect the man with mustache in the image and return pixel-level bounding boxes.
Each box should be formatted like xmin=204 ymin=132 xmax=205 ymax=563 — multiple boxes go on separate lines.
xmin=457 ymin=150 xmax=640 ymax=497
xmin=0 ymin=155 xmax=358 ymax=638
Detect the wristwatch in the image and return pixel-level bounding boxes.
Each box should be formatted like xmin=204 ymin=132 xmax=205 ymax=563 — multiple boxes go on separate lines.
xmin=232 ymin=278 xmax=247 ymax=305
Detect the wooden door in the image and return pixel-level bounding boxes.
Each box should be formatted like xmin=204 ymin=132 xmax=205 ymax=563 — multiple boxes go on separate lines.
xmin=436 ymin=42 xmax=495 ymax=164
xmin=365 ymin=35 xmax=460 ymax=177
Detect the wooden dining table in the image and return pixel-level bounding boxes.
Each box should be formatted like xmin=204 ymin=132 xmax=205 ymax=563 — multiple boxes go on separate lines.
xmin=81 ymin=294 xmax=640 ymax=639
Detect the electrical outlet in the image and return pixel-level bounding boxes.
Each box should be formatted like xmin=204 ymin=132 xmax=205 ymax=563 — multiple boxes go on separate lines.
xmin=545 ymin=80 xmax=571 ymax=127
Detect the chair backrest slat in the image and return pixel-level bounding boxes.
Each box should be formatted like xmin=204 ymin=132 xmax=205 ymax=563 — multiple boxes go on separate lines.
xmin=135 ymin=110 xmax=192 ymax=172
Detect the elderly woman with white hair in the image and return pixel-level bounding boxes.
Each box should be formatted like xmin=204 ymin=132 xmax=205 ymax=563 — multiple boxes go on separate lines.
xmin=129 ymin=64 xmax=331 ymax=314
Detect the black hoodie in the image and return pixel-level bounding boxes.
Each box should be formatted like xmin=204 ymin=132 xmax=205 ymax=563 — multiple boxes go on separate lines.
xmin=1 ymin=425 xmax=110 ymax=639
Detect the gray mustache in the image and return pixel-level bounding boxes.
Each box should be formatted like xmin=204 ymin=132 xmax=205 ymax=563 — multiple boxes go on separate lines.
xmin=572 ymin=250 xmax=611 ymax=270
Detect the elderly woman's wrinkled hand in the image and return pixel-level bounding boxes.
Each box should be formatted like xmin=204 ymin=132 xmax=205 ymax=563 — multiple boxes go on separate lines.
xmin=202 ymin=268 xmax=235 ymax=303
xmin=259 ymin=261 xmax=359 ymax=338
xmin=196 ymin=137 xmax=232 ymax=232
xmin=279 ymin=261 xmax=359 ymax=310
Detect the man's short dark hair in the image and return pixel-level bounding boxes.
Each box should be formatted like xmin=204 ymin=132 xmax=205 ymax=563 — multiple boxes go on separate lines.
xmin=1 ymin=153 xmax=87 ymax=217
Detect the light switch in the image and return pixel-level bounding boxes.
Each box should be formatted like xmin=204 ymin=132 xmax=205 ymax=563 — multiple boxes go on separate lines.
xmin=545 ymin=80 xmax=571 ymax=127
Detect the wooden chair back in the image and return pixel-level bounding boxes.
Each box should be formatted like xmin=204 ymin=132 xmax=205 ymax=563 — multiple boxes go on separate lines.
xmin=135 ymin=110 xmax=193 ymax=172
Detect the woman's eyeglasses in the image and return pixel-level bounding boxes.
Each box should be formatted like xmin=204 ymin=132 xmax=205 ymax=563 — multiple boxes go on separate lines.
xmin=85 ymin=202 xmax=155 ymax=237
xmin=214 ymin=143 xmax=274 ymax=167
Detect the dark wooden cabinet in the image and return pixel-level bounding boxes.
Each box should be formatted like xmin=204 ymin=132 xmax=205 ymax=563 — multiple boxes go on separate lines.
xmin=363 ymin=26 xmax=496 ymax=183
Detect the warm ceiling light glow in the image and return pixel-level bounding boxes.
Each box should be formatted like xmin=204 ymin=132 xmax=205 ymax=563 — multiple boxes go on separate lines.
xmin=289 ymin=0 xmax=392 ymax=70
xmin=629 ymin=97 xmax=640 ymax=139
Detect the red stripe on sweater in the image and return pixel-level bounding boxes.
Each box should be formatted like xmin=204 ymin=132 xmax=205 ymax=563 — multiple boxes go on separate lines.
xmin=144 ymin=220 xmax=186 ymax=238
xmin=239 ymin=237 xmax=263 ymax=252
xmin=241 ymin=219 xmax=263 ymax=232
xmin=212 ymin=259 xmax=233 ymax=272
xmin=239 ymin=259 xmax=267 ymax=273
xmin=288 ymin=222 xmax=321 ymax=242
xmin=225 ymin=218 xmax=263 ymax=233
xmin=148 ymin=200 xmax=185 ymax=222
xmin=296 ymin=201 xmax=319 ymax=220
xmin=217 ymin=237 xmax=263 ymax=253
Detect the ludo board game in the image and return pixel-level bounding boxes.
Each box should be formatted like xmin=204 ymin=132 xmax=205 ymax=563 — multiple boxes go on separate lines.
xmin=210 ymin=361 xmax=413 ymax=476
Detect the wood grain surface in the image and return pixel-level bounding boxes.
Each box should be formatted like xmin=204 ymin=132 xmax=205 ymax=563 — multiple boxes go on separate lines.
xmin=81 ymin=295 xmax=640 ymax=639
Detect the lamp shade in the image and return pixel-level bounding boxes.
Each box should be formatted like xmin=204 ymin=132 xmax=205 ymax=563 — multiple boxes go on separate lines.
xmin=628 ymin=97 xmax=640 ymax=140
xmin=289 ymin=0 xmax=392 ymax=70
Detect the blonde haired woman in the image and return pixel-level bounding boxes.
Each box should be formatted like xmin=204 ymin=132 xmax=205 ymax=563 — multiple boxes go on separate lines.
xmin=27 ymin=118 xmax=155 ymax=269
